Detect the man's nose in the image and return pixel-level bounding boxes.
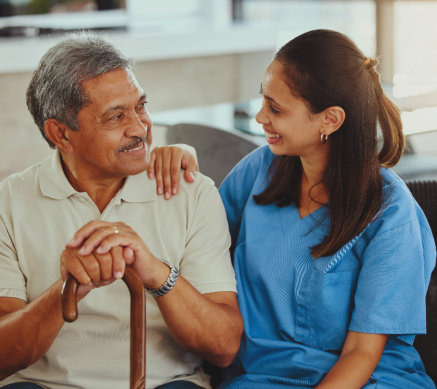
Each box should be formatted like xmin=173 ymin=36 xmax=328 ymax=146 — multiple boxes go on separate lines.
xmin=126 ymin=112 xmax=148 ymax=137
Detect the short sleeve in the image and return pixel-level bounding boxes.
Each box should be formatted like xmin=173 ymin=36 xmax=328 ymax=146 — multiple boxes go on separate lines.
xmin=180 ymin=177 xmax=236 ymax=294
xmin=0 ymin=212 xmax=27 ymax=301
xmin=349 ymin=220 xmax=435 ymax=341
xmin=219 ymin=145 xmax=272 ymax=246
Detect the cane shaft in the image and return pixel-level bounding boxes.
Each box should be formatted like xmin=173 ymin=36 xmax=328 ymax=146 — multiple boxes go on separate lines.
xmin=61 ymin=267 xmax=146 ymax=389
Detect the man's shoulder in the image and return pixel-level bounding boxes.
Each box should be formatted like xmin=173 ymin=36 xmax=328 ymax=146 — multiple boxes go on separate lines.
xmin=178 ymin=171 xmax=216 ymax=197
xmin=0 ymin=155 xmax=58 ymax=213
xmin=152 ymin=171 xmax=222 ymax=216
xmin=0 ymin=158 xmax=47 ymax=192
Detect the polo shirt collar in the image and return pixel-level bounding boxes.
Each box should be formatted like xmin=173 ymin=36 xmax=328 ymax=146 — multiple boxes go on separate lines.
xmin=39 ymin=150 xmax=156 ymax=203
xmin=39 ymin=151 xmax=76 ymax=200
xmin=118 ymin=171 xmax=156 ymax=203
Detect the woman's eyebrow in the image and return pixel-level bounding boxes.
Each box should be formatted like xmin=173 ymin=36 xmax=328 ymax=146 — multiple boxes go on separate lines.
xmin=259 ymin=83 xmax=280 ymax=105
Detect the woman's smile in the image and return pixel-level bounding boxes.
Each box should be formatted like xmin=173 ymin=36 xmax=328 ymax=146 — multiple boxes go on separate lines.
xmin=264 ymin=129 xmax=282 ymax=144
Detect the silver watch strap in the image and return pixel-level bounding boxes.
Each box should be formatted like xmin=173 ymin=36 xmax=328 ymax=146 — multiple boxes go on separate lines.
xmin=146 ymin=263 xmax=179 ymax=297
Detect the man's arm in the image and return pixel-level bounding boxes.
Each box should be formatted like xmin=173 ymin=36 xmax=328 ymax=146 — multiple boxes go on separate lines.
xmin=0 ymin=281 xmax=64 ymax=379
xmin=149 ymin=276 xmax=242 ymax=367
xmin=0 ymin=246 xmax=125 ymax=379
xmin=66 ymin=220 xmax=244 ymax=367
xmin=0 ymin=210 xmax=66 ymax=378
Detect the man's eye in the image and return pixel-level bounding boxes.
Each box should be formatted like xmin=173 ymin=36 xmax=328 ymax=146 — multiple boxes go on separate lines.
xmin=137 ymin=102 xmax=147 ymax=112
xmin=111 ymin=114 xmax=123 ymax=120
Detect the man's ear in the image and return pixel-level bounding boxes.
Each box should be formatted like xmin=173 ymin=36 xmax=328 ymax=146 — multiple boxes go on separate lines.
xmin=321 ymin=106 xmax=345 ymax=136
xmin=44 ymin=119 xmax=74 ymax=152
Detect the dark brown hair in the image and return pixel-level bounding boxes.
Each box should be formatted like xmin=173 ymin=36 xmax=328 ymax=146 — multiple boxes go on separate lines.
xmin=254 ymin=29 xmax=404 ymax=258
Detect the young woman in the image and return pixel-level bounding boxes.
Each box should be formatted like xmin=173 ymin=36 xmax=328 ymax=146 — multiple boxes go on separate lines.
xmin=151 ymin=29 xmax=436 ymax=388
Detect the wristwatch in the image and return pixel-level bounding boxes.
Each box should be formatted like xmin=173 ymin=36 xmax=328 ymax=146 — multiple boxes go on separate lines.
xmin=146 ymin=262 xmax=179 ymax=297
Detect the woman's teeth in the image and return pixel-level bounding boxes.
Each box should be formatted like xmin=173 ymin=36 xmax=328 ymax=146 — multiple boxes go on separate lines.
xmin=264 ymin=131 xmax=281 ymax=138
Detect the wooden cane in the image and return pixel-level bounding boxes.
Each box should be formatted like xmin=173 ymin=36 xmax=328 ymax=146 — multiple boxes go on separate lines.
xmin=61 ymin=266 xmax=146 ymax=389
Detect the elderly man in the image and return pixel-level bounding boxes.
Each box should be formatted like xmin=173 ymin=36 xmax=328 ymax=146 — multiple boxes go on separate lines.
xmin=0 ymin=34 xmax=243 ymax=389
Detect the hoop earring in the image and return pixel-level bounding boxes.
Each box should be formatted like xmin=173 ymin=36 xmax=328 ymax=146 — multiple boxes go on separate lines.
xmin=320 ymin=134 xmax=328 ymax=144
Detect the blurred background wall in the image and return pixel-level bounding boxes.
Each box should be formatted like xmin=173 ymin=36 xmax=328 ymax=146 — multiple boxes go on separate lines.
xmin=0 ymin=0 xmax=436 ymax=180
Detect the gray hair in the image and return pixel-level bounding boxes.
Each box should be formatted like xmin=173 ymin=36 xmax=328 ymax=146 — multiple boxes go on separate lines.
xmin=26 ymin=32 xmax=133 ymax=148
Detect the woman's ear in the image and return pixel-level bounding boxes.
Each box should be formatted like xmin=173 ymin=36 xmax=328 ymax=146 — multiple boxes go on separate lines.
xmin=44 ymin=119 xmax=74 ymax=153
xmin=321 ymin=106 xmax=345 ymax=136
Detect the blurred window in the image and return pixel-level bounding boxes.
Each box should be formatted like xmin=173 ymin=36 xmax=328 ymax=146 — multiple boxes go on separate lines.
xmin=0 ymin=0 xmax=125 ymax=16
xmin=0 ymin=0 xmax=230 ymax=35
xmin=234 ymin=0 xmax=376 ymax=57
xmin=393 ymin=0 xmax=437 ymax=98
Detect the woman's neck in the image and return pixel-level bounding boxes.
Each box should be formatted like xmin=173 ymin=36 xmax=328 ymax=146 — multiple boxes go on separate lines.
xmin=298 ymin=153 xmax=329 ymax=218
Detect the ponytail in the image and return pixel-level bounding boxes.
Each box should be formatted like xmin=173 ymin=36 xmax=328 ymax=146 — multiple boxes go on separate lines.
xmin=365 ymin=58 xmax=405 ymax=167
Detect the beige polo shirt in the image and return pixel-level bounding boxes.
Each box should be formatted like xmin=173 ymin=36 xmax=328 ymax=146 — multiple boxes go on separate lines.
xmin=0 ymin=151 xmax=236 ymax=389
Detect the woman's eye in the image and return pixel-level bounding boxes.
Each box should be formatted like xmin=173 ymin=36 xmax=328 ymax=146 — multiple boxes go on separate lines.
xmin=269 ymin=104 xmax=280 ymax=114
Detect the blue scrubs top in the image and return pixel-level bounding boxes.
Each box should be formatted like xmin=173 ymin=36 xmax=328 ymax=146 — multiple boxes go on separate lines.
xmin=219 ymin=146 xmax=436 ymax=389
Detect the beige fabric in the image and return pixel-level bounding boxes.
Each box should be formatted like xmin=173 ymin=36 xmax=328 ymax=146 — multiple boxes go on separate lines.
xmin=0 ymin=151 xmax=236 ymax=389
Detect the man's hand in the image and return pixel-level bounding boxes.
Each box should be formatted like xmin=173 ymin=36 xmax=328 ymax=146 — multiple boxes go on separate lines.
xmin=60 ymin=245 xmax=126 ymax=300
xmin=66 ymin=221 xmax=243 ymax=367
xmin=147 ymin=145 xmax=199 ymax=200
xmin=66 ymin=221 xmax=170 ymax=289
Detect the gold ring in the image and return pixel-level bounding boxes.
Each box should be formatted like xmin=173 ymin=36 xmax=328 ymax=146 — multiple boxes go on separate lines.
xmin=113 ymin=226 xmax=119 ymax=234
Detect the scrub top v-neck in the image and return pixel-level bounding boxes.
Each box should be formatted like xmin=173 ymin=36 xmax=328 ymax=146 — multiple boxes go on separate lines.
xmin=219 ymin=146 xmax=436 ymax=389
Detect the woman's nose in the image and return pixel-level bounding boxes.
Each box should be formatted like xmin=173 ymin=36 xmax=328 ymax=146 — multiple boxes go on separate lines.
xmin=255 ymin=103 xmax=269 ymax=125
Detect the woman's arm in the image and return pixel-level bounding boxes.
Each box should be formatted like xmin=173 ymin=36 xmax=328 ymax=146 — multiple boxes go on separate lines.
xmin=147 ymin=144 xmax=199 ymax=199
xmin=316 ymin=331 xmax=388 ymax=389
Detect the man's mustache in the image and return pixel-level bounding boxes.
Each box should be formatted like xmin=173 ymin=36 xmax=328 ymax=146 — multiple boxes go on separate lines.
xmin=117 ymin=136 xmax=147 ymax=152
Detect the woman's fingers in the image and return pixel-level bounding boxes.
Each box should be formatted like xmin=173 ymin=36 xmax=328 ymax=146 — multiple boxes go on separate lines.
xmin=147 ymin=148 xmax=157 ymax=179
xmin=162 ymin=147 xmax=182 ymax=199
xmin=149 ymin=145 xmax=198 ymax=199
xmin=154 ymin=148 xmax=164 ymax=196
xmin=161 ymin=147 xmax=172 ymax=199
xmin=184 ymin=169 xmax=196 ymax=183
xmin=181 ymin=146 xmax=199 ymax=174
xmin=170 ymin=148 xmax=184 ymax=195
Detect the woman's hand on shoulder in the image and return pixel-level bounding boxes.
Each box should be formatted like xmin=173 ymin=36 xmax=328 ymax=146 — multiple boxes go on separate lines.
xmin=147 ymin=144 xmax=199 ymax=200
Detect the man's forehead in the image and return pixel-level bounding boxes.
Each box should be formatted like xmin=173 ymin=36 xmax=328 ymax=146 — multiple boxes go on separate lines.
xmin=81 ymin=68 xmax=145 ymax=108
xmin=125 ymin=68 xmax=141 ymax=88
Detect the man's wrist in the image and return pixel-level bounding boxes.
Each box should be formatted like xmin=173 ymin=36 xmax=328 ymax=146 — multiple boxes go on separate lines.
xmin=146 ymin=261 xmax=179 ymax=297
